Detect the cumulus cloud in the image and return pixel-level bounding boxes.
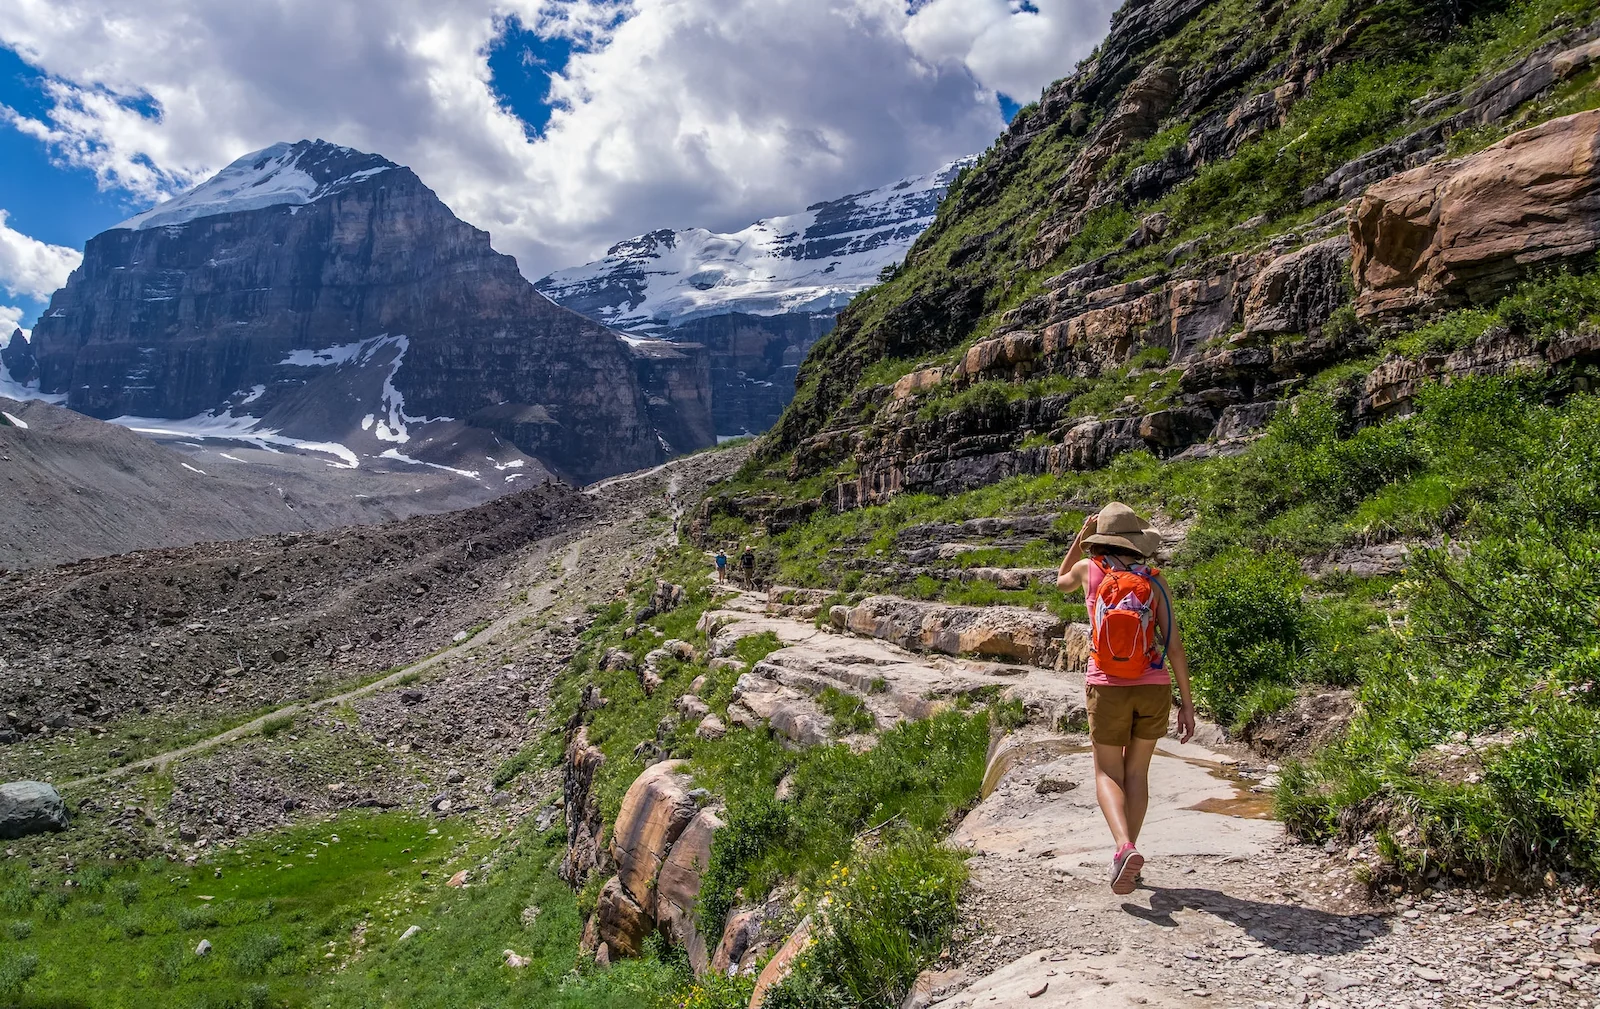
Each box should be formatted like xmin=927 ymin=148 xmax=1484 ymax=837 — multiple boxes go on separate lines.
xmin=0 ymin=304 xmax=25 ymax=337
xmin=0 ymin=209 xmax=82 ymax=301
xmin=0 ymin=0 xmax=1116 ymax=276
xmin=903 ymin=0 xmax=1115 ymax=101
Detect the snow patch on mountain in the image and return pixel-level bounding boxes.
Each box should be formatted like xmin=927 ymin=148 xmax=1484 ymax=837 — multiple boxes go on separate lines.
xmin=108 ymin=409 xmax=362 ymax=469
xmin=536 ymin=157 xmax=974 ymax=330
xmin=116 ymin=140 xmax=399 ymax=231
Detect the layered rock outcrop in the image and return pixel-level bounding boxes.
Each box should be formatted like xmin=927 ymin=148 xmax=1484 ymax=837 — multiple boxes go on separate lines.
xmin=1352 ymin=109 xmax=1600 ymax=317
xmin=26 ymin=140 xmax=714 ymax=483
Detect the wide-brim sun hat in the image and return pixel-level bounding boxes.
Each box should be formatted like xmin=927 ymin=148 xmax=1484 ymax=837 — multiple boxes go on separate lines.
xmin=1083 ymin=501 xmax=1162 ymax=557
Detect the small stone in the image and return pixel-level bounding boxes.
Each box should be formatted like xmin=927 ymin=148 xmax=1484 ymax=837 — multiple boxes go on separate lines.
xmin=1028 ymin=981 xmax=1049 ymax=998
xmin=399 ymin=925 xmax=421 ymax=941
xmin=1034 ymin=777 xmax=1077 ymax=795
xmin=503 ymin=949 xmax=529 ymax=968
xmin=446 ymin=870 xmax=470 ymax=887
xmin=1412 ymin=966 xmax=1445 ymax=982
xmin=270 ymin=649 xmax=289 ymax=663
xmin=595 ymin=942 xmax=611 ymax=966
xmin=445 ymin=770 xmax=465 ymax=784
xmin=195 ymin=939 xmax=212 ymax=956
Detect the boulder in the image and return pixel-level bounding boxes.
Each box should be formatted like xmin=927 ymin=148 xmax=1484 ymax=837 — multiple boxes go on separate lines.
xmin=1241 ymin=235 xmax=1352 ymax=337
xmin=600 ymin=647 xmax=635 ymax=672
xmin=891 ymin=366 xmax=946 ymax=399
xmin=695 ymin=714 xmax=727 ymax=740
xmin=1352 ymin=109 xmax=1600 ymax=317
xmin=656 ymin=806 xmax=725 ymax=972
xmin=749 ymin=916 xmax=813 ymax=1009
xmin=0 ymin=781 xmax=69 ymax=838
xmin=711 ymin=908 xmax=764 ymax=975
xmin=607 ymin=760 xmax=698 ymax=916
xmin=592 ymin=877 xmax=653 ymax=959
xmin=677 ymin=694 xmax=711 ymax=720
xmin=560 ymin=728 xmax=607 ymax=884
xmin=841 ymin=596 xmax=1065 ymax=667
xmin=956 ymin=332 xmax=1041 ymax=381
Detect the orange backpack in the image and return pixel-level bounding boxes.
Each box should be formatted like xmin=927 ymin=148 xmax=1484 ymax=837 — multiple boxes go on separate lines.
xmin=1089 ymin=557 xmax=1168 ymax=677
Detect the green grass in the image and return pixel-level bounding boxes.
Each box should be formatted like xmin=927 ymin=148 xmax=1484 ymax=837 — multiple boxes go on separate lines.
xmin=0 ymin=812 xmax=468 ymax=1007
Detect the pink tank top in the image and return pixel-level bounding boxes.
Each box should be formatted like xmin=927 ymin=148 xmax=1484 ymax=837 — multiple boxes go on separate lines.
xmin=1083 ymin=560 xmax=1171 ymax=688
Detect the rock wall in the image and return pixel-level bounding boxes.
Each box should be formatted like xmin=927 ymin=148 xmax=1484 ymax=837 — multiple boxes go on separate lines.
xmin=664 ymin=312 xmax=833 ymax=436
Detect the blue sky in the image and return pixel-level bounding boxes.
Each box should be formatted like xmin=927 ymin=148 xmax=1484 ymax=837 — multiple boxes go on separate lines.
xmin=0 ymin=0 xmax=1116 ymax=331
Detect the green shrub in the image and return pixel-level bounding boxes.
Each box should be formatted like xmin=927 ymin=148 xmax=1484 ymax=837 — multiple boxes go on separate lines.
xmin=818 ymin=687 xmax=876 ymax=736
xmin=1182 ymin=550 xmax=1311 ymax=726
xmin=696 ymin=794 xmax=792 ymax=938
xmin=767 ymin=831 xmax=967 ymax=1009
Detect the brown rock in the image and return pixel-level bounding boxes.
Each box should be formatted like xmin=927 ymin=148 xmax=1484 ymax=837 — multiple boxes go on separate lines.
xmin=957 ymin=332 xmax=1041 ymax=380
xmin=560 ymin=727 xmax=607 ymax=885
xmin=1352 ymin=110 xmax=1600 ymax=317
xmin=842 ymin=595 xmax=1065 ymax=667
xmin=749 ymin=916 xmax=813 ymax=1009
xmin=594 ymin=940 xmax=612 ymax=966
xmin=607 ymin=759 xmax=697 ymax=914
xmin=711 ymin=908 xmax=763 ymax=975
xmin=656 ymin=806 xmax=725 ymax=973
xmin=695 ymin=714 xmax=727 ymax=740
xmin=593 ymin=876 xmax=653 ymax=958
xmin=892 ymin=366 xmax=946 ymax=399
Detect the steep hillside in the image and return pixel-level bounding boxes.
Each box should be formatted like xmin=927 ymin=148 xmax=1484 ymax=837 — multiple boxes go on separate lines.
xmin=19 ymin=140 xmax=716 ymax=484
xmin=750 ymin=0 xmax=1600 ymax=493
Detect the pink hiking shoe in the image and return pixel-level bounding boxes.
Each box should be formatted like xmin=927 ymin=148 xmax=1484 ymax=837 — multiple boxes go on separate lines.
xmin=1110 ymin=842 xmax=1144 ymax=895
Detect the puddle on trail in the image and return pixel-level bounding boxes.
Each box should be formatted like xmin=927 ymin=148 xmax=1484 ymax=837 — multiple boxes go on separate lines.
xmin=1157 ymin=747 xmax=1278 ymax=820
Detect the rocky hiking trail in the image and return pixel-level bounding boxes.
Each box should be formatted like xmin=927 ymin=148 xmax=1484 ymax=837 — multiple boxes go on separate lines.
xmin=647 ymin=584 xmax=1600 ymax=1008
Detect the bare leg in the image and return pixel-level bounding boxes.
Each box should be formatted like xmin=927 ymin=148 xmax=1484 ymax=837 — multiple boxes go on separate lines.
xmin=1121 ymin=735 xmax=1159 ymax=845
xmin=1092 ymin=742 xmax=1132 ymax=847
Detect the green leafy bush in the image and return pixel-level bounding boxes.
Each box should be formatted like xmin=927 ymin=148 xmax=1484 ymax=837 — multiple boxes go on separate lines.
xmin=766 ymin=831 xmax=967 ymax=1009
xmin=1182 ymin=550 xmax=1311 ymax=726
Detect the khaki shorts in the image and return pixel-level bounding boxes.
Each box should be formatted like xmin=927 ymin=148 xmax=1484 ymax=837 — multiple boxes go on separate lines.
xmin=1086 ymin=684 xmax=1172 ymax=746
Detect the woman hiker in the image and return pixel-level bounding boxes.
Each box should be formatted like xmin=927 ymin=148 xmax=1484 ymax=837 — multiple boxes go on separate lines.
xmin=1057 ymin=502 xmax=1196 ymax=895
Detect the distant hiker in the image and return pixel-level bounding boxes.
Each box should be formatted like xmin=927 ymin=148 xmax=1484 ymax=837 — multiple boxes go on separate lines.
xmin=715 ymin=549 xmax=728 ymax=583
xmin=740 ymin=546 xmax=756 ymax=588
xmin=1056 ymin=502 xmax=1195 ymax=895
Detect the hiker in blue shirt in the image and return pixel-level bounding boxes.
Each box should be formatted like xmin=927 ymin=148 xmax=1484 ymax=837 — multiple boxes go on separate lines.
xmin=715 ymin=550 xmax=728 ymax=583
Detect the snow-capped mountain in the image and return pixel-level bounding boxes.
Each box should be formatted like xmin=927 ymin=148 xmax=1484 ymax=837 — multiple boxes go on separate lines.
xmin=21 ymin=139 xmax=715 ymax=485
xmin=536 ymin=158 xmax=974 ymax=332
xmin=116 ymin=141 xmax=399 ymax=230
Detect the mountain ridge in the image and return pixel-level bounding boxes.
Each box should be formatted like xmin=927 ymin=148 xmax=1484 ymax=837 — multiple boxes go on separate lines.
xmin=16 ymin=139 xmax=718 ymax=485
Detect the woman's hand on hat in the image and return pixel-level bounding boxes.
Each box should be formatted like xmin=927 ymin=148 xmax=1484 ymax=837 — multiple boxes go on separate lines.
xmin=1080 ymin=513 xmax=1098 ymax=536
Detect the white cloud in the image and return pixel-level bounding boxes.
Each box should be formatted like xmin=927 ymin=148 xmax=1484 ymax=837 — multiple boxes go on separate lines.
xmin=0 ymin=209 xmax=82 ymax=301
xmin=0 ymin=304 xmax=25 ymax=337
xmin=903 ymin=0 xmax=1114 ymax=101
xmin=0 ymin=0 xmax=1117 ymax=276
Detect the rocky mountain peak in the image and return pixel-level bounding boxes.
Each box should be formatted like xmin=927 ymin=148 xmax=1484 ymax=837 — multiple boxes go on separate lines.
xmin=536 ymin=158 xmax=974 ymax=332
xmin=115 ymin=139 xmax=400 ymax=231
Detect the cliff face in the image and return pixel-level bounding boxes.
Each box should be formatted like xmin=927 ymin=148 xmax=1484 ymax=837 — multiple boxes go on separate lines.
xmin=737 ymin=0 xmax=1600 ymax=518
xmin=26 ymin=140 xmax=715 ymax=484
xmin=662 ymin=313 xmax=834 ymax=436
